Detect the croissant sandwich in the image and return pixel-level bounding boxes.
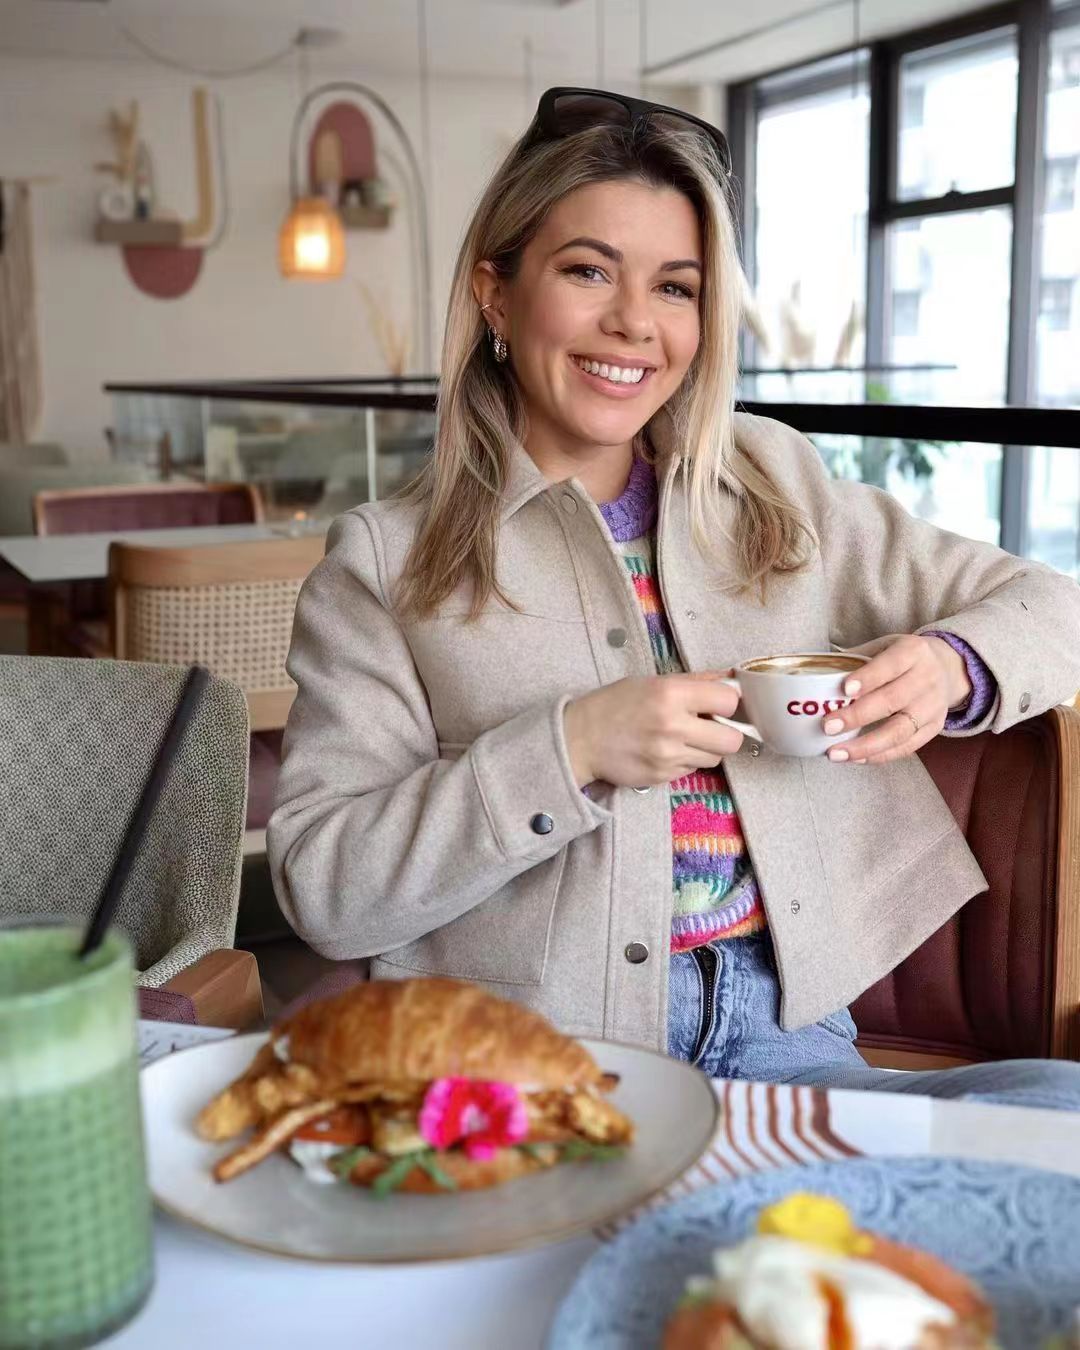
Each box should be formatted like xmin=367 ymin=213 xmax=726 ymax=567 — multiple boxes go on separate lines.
xmin=196 ymin=977 xmax=634 ymax=1195
xmin=664 ymin=1194 xmax=997 ymax=1350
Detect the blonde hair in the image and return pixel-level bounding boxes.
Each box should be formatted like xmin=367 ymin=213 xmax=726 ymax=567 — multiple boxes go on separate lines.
xmin=398 ymin=115 xmax=813 ymax=619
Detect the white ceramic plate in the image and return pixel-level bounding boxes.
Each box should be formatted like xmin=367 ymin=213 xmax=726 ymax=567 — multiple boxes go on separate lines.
xmin=141 ymin=1032 xmax=718 ymax=1264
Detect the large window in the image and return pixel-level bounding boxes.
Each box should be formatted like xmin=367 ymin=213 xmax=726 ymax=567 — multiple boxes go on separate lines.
xmin=887 ymin=208 xmax=1013 ymax=405
xmin=752 ymin=54 xmax=869 ymax=381
xmin=731 ymin=0 xmax=1080 ymax=576
xmin=887 ymin=28 xmax=1018 ymax=408
xmin=896 ymin=30 xmax=1018 ymax=201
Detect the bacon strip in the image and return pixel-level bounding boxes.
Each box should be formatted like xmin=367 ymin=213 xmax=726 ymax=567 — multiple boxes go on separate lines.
xmin=213 ymin=1099 xmax=337 ymax=1183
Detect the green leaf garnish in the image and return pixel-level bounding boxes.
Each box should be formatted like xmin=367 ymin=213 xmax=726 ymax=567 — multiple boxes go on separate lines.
xmin=414 ymin=1151 xmax=458 ymax=1192
xmin=372 ymin=1152 xmax=422 ymax=1198
xmin=559 ymin=1139 xmax=626 ymax=1163
xmin=328 ymin=1145 xmax=373 ymax=1179
xmin=519 ymin=1139 xmax=626 ymax=1163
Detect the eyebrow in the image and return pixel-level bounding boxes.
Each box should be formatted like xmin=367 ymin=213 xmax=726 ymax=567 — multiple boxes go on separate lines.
xmin=553 ymin=236 xmax=702 ymax=274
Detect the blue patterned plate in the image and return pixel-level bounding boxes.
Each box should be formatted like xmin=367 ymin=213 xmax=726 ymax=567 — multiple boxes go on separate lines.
xmin=548 ymin=1158 xmax=1080 ymax=1349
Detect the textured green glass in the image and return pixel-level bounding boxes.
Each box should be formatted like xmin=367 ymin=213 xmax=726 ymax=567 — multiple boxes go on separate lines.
xmin=0 ymin=925 xmax=153 ymax=1349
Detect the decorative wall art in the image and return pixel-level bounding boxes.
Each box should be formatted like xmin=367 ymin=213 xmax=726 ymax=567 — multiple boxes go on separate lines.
xmin=0 ymin=180 xmax=44 ymax=442
xmin=279 ymin=96 xmax=398 ymax=284
xmin=93 ymin=88 xmax=222 ymax=300
xmin=279 ymin=81 xmax=433 ymax=371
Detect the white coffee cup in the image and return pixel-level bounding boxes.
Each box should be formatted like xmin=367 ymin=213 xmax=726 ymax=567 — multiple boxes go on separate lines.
xmin=711 ymin=652 xmax=870 ymax=758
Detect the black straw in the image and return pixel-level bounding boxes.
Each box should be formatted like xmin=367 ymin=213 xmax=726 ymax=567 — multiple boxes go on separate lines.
xmin=79 ymin=665 xmax=211 ymax=960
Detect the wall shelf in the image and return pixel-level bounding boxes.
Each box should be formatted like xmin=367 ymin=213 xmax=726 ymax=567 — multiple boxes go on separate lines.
xmin=94 ymin=219 xmax=184 ymax=246
xmin=339 ymin=204 xmax=392 ymax=230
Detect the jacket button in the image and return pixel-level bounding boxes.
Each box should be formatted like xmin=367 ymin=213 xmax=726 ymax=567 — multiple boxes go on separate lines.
xmin=561 ymin=493 xmax=578 ymax=515
xmin=607 ymin=627 xmax=628 ymax=649
xmin=748 ymin=742 xmax=761 ymax=758
xmin=632 ymin=785 xmax=652 ymax=794
xmin=790 ymin=899 xmax=801 ymax=915
xmin=1019 ymin=692 xmax=1031 ymax=713
xmin=624 ymin=941 xmax=649 ymax=964
xmin=530 ymin=813 xmax=554 ymax=835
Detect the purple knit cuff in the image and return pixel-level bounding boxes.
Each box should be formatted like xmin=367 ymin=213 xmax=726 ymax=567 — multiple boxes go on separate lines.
xmin=925 ymin=631 xmax=997 ymax=730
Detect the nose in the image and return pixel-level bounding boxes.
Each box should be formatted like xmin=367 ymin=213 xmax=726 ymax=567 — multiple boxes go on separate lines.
xmin=600 ymin=284 xmax=655 ymax=345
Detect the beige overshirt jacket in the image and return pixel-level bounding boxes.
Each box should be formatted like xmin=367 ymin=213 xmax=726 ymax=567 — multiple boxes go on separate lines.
xmin=268 ymin=412 xmax=1080 ymax=1050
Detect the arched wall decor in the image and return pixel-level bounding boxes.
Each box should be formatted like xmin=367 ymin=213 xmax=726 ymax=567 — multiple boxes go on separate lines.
xmin=95 ymin=88 xmax=221 ymax=301
xmin=306 ymin=101 xmax=377 ymax=192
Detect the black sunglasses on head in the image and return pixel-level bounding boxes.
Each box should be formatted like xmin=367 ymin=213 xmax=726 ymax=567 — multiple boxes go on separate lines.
xmin=534 ymin=87 xmax=731 ymax=176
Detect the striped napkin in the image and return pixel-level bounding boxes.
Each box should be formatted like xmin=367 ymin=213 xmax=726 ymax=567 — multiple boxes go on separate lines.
xmin=597 ymin=1078 xmax=933 ymax=1240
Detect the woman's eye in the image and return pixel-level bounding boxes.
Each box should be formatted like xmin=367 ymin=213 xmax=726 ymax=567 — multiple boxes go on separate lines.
xmin=562 ymin=264 xmax=695 ymax=300
xmin=564 ymin=263 xmax=607 ymax=283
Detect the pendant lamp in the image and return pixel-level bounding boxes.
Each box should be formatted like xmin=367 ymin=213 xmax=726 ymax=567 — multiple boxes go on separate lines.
xmin=278 ymin=194 xmax=346 ymax=279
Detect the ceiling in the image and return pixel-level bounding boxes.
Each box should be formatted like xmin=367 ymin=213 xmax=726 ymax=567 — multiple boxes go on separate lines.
xmin=0 ymin=0 xmax=997 ymax=86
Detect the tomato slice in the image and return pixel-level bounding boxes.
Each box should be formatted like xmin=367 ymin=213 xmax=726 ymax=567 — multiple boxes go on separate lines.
xmin=292 ymin=1105 xmax=371 ymax=1146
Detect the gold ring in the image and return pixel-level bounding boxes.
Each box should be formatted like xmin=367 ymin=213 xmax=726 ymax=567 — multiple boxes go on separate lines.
xmin=903 ymin=711 xmax=920 ymax=736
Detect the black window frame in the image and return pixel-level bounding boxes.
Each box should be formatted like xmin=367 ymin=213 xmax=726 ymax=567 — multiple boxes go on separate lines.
xmin=727 ymin=0 xmax=1080 ymax=556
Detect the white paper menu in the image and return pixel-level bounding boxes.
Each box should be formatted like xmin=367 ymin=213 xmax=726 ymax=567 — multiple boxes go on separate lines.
xmin=137 ymin=1019 xmax=234 ymax=1068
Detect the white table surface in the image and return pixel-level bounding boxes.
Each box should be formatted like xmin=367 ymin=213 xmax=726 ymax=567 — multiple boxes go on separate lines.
xmin=106 ymin=1068 xmax=1080 ymax=1348
xmin=0 ymin=522 xmax=327 ymax=584
xmin=108 ymin=1220 xmax=593 ymax=1349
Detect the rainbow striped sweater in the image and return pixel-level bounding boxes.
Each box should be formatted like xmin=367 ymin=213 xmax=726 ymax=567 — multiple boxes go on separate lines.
xmin=597 ymin=457 xmax=997 ymax=956
xmin=598 ymin=457 xmax=767 ymax=952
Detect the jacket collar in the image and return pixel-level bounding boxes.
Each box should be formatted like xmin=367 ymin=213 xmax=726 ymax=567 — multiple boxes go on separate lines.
xmin=499 ymin=409 xmax=684 ymax=524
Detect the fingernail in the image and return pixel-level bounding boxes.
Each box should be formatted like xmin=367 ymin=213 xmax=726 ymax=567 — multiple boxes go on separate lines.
xmin=828 ymin=747 xmax=849 ymax=762
xmin=844 ymin=679 xmax=862 ymax=696
xmin=824 ymin=718 xmax=845 ymax=735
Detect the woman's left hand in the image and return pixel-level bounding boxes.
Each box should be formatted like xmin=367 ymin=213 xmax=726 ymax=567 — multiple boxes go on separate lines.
xmin=823 ymin=634 xmax=972 ymax=765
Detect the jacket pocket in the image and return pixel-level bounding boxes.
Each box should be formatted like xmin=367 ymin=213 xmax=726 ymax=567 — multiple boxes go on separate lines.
xmin=376 ymin=845 xmax=568 ymax=986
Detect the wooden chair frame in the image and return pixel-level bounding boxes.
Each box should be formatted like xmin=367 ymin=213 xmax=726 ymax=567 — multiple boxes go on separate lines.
xmin=33 ymin=481 xmax=265 ymax=536
xmin=1051 ymin=703 xmax=1080 ymax=1059
xmin=109 ymin=534 xmax=325 ymax=730
xmin=859 ymin=703 xmax=1080 ymax=1069
xmin=161 ymin=948 xmax=264 ymax=1029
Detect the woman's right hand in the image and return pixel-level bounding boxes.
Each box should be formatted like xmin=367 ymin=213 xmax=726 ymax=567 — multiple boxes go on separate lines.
xmin=563 ymin=674 xmax=744 ymax=789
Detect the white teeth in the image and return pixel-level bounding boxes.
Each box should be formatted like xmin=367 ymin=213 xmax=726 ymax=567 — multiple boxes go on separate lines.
xmin=575 ymin=357 xmax=647 ymax=385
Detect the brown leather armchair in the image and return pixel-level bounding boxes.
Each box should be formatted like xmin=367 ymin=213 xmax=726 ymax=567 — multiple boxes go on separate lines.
xmin=853 ymin=705 xmax=1080 ymax=1068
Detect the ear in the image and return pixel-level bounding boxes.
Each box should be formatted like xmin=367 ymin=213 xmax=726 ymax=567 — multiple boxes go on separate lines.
xmin=471 ymin=260 xmax=507 ymax=327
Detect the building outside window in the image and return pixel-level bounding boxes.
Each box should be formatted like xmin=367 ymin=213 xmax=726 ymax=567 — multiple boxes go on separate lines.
xmin=1045 ymin=155 xmax=1078 ymax=211
xmin=1030 ymin=10 xmax=1080 ymax=577
xmin=1041 ymin=278 xmax=1075 ymax=330
xmin=891 ymin=289 xmax=921 ymax=338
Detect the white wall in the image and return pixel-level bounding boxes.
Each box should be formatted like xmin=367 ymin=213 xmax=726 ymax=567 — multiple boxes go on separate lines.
xmin=0 ymin=54 xmax=534 ymax=456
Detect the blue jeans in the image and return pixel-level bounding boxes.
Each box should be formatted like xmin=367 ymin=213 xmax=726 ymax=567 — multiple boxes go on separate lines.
xmin=668 ymin=932 xmax=1080 ymax=1113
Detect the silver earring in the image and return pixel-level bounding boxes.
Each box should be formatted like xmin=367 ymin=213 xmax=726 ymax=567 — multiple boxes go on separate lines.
xmin=489 ymin=326 xmax=508 ymax=363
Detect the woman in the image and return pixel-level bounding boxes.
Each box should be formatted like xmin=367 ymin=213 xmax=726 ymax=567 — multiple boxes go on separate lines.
xmin=268 ymin=90 xmax=1080 ymax=1108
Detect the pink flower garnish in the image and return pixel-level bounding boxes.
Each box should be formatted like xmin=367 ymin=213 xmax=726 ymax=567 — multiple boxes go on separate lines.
xmin=418 ymin=1078 xmax=529 ymax=1161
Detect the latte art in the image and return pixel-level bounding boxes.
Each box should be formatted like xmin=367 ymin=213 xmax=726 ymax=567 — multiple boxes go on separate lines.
xmin=744 ymin=654 xmax=864 ymax=676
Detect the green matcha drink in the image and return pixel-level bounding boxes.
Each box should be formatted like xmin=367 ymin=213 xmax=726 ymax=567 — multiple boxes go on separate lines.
xmin=0 ymin=924 xmax=153 ymax=1348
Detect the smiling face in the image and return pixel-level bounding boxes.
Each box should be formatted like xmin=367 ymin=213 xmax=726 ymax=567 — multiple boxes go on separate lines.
xmin=473 ymin=178 xmax=703 ymax=485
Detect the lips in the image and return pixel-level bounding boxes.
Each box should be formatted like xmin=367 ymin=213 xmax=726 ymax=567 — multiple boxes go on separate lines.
xmin=570 ymin=354 xmax=656 ymax=394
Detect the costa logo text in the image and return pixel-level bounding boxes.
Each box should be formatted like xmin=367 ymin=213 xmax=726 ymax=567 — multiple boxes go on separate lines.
xmin=786 ymin=697 xmax=853 ymax=716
